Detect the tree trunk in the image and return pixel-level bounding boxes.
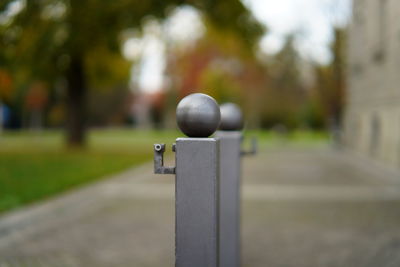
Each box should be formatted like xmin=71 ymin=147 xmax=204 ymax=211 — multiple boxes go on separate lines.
xmin=66 ymin=54 xmax=87 ymax=147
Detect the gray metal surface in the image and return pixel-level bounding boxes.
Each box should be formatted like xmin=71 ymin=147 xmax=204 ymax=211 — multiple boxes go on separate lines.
xmin=176 ymin=93 xmax=221 ymax=137
xmin=219 ymin=103 xmax=243 ymax=131
xmin=175 ymin=137 xmax=220 ymax=267
xmin=215 ymin=131 xmax=242 ymax=267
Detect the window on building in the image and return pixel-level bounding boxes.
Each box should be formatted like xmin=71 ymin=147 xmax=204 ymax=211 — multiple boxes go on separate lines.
xmin=351 ymin=63 xmax=363 ymax=75
xmin=352 ymin=0 xmax=364 ymax=75
xmin=370 ymin=114 xmax=381 ymax=157
xmin=353 ymin=116 xmax=361 ymax=148
xmin=398 ymin=117 xmax=400 ymax=166
xmin=354 ymin=0 xmax=364 ymax=24
xmin=373 ymin=0 xmax=387 ymax=62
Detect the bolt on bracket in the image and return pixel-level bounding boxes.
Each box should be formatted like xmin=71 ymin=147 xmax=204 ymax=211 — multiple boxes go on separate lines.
xmin=241 ymin=137 xmax=257 ymax=156
xmin=154 ymin=143 xmax=176 ymax=174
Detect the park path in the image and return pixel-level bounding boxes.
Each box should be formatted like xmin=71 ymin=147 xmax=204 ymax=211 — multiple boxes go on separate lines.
xmin=0 ymin=145 xmax=400 ymax=266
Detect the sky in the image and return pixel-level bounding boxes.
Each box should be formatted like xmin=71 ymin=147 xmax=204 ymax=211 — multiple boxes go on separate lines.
xmin=124 ymin=0 xmax=352 ymax=93
xmin=123 ymin=7 xmax=204 ymax=93
xmin=243 ymin=0 xmax=351 ymax=62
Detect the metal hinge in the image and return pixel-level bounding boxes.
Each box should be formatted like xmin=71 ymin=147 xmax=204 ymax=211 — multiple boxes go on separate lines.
xmin=241 ymin=137 xmax=257 ymax=156
xmin=154 ymin=143 xmax=176 ymax=174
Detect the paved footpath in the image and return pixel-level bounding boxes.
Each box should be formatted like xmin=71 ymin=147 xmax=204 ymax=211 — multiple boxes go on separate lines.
xmin=1 ymin=145 xmax=400 ymax=266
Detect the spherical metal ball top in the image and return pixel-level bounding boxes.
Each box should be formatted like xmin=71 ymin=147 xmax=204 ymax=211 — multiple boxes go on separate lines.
xmin=219 ymin=103 xmax=243 ymax=131
xmin=176 ymin=93 xmax=221 ymax=137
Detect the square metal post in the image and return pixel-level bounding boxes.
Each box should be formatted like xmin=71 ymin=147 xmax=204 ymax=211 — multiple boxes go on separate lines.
xmin=175 ymin=137 xmax=220 ymax=267
xmin=215 ymin=131 xmax=242 ymax=267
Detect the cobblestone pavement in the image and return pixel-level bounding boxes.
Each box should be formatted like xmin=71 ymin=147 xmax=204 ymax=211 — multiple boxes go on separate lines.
xmin=0 ymin=146 xmax=400 ymax=266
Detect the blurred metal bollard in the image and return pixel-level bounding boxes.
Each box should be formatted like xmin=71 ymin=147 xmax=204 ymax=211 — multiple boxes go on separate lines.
xmin=215 ymin=103 xmax=244 ymax=267
xmin=216 ymin=103 xmax=257 ymax=267
xmin=154 ymin=93 xmax=221 ymax=267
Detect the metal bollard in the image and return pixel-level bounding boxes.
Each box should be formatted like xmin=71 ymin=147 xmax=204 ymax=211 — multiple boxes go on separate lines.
xmin=154 ymin=93 xmax=221 ymax=267
xmin=215 ymin=103 xmax=244 ymax=267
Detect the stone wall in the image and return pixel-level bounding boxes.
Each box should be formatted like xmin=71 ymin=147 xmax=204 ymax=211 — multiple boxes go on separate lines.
xmin=344 ymin=0 xmax=400 ymax=168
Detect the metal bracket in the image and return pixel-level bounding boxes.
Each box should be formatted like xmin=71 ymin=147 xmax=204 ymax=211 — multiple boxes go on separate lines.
xmin=241 ymin=137 xmax=257 ymax=156
xmin=154 ymin=143 xmax=176 ymax=174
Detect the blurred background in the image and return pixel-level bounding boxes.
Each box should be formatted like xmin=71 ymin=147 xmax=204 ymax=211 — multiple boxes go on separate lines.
xmin=0 ymin=0 xmax=350 ymax=139
xmin=1 ymin=0 xmax=400 ymax=266
xmin=0 ymin=0 xmax=351 ymax=211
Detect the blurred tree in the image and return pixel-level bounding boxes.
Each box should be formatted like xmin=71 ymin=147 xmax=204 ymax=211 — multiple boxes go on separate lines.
xmin=25 ymin=81 xmax=48 ymax=129
xmin=0 ymin=69 xmax=13 ymax=103
xmin=298 ymin=96 xmax=325 ymax=129
xmin=165 ymin=15 xmax=265 ymax=127
xmin=86 ymin=44 xmax=132 ymax=127
xmin=0 ymin=0 xmax=263 ymax=147
xmin=201 ymin=67 xmax=243 ymax=104
xmin=313 ymin=27 xmax=346 ymax=133
xmin=260 ymin=35 xmax=306 ymax=129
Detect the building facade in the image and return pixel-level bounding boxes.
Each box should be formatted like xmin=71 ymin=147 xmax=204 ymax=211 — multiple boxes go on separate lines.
xmin=344 ymin=0 xmax=400 ymax=168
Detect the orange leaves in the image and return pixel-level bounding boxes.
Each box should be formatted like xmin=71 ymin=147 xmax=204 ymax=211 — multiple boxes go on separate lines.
xmin=0 ymin=69 xmax=13 ymax=102
xmin=25 ymin=81 xmax=48 ymax=111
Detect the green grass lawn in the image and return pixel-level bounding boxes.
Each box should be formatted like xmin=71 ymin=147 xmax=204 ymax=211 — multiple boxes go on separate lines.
xmin=0 ymin=128 xmax=329 ymax=214
xmin=0 ymin=129 xmax=178 ymax=213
